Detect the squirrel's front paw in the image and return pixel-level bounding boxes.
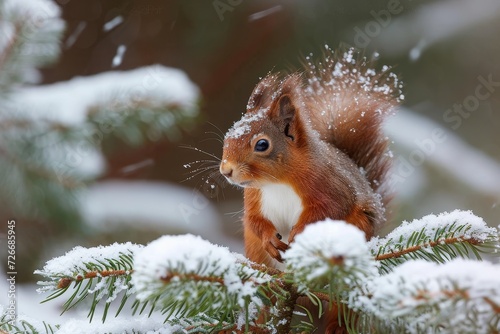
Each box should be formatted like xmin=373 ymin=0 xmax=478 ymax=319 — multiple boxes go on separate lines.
xmin=263 ymin=232 xmax=289 ymax=262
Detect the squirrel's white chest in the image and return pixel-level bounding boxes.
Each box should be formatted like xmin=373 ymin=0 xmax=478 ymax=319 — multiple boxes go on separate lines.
xmin=259 ymin=183 xmax=303 ymax=242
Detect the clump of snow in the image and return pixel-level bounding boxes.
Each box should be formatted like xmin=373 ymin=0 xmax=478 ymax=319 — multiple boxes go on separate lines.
xmin=1 ymin=0 xmax=63 ymax=48
xmin=7 ymin=65 xmax=200 ymax=125
xmin=224 ymin=108 xmax=269 ymax=140
xmin=369 ymin=210 xmax=499 ymax=262
xmin=132 ymin=234 xmax=266 ymax=308
xmin=0 ymin=0 xmax=65 ymax=86
xmin=236 ymin=302 xmax=259 ymax=330
xmin=356 ymin=259 xmax=500 ymax=333
xmin=284 ymin=219 xmax=377 ymax=286
xmin=35 ymin=242 xmax=142 ymax=292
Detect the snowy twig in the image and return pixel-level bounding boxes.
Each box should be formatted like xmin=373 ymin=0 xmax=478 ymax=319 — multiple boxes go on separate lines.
xmin=375 ymin=235 xmax=481 ymax=261
xmin=370 ymin=210 xmax=499 ymax=273
xmin=356 ymin=259 xmax=500 ymax=333
xmin=56 ymin=269 xmax=133 ymax=289
xmin=35 ymin=242 xmax=141 ymax=322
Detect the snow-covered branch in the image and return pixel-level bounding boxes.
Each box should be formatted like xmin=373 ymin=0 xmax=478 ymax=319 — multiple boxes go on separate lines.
xmin=0 ymin=0 xmax=64 ymax=90
xmin=369 ymin=210 xmax=499 ymax=273
xmin=357 ymin=259 xmax=500 ymax=334
xmin=132 ymin=234 xmax=273 ymax=331
xmin=284 ymin=220 xmax=377 ymax=308
xmin=29 ymin=211 xmax=500 ymax=333
xmin=0 ymin=64 xmax=201 ymax=224
xmin=35 ymin=242 xmax=142 ymax=321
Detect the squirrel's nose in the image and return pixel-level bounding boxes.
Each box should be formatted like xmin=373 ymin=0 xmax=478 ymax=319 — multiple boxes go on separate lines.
xmin=220 ymin=162 xmax=233 ymax=178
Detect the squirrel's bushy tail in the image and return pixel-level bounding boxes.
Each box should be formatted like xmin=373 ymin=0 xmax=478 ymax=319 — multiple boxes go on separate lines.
xmin=304 ymin=47 xmax=403 ymax=207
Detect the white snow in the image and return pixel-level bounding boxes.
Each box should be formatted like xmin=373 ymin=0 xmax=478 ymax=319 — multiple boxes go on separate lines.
xmin=103 ymin=16 xmax=124 ymax=32
xmin=80 ymin=180 xmax=222 ymax=241
xmin=408 ymin=39 xmax=427 ymax=62
xmin=1 ymin=0 xmax=61 ymax=29
xmin=305 ymin=46 xmax=403 ymax=103
xmin=34 ymin=133 xmax=106 ymax=178
xmin=224 ymin=108 xmax=269 ymax=140
xmin=0 ymin=0 xmax=65 ymax=85
xmin=284 ymin=219 xmax=377 ymax=282
xmin=369 ymin=210 xmax=498 ymax=259
xmin=111 ymin=44 xmax=126 ymax=68
xmin=371 ymin=0 xmax=500 ymax=56
xmin=248 ymin=5 xmax=283 ymax=22
xmin=385 ymin=107 xmax=500 ymax=198
xmin=65 ymin=21 xmax=87 ymax=48
xmin=7 ymin=65 xmax=200 ymax=126
xmin=132 ymin=234 xmax=262 ymax=307
xmin=358 ymin=259 xmax=500 ymax=333
xmin=34 ymin=242 xmax=142 ymax=291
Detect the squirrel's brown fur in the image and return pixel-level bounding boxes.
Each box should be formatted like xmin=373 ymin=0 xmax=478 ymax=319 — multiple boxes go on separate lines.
xmin=303 ymin=49 xmax=402 ymax=210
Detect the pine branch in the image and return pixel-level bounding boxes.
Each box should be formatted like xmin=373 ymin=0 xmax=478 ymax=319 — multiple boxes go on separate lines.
xmin=31 ymin=213 xmax=499 ymax=333
xmin=374 ymin=235 xmax=481 ymax=261
xmin=0 ymin=143 xmax=83 ymax=190
xmin=0 ymin=311 xmax=59 ymax=334
xmin=284 ymin=220 xmax=378 ymax=332
xmin=0 ymin=64 xmax=201 ymax=225
xmin=132 ymin=234 xmax=275 ymax=327
xmin=355 ymin=259 xmax=500 ymax=333
xmin=35 ymin=242 xmax=142 ymax=322
xmin=370 ymin=210 xmax=499 ymax=273
xmin=56 ymin=269 xmax=133 ymax=289
xmin=0 ymin=0 xmax=65 ymax=91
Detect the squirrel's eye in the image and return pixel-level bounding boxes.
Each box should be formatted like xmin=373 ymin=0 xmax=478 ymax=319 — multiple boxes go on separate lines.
xmin=254 ymin=139 xmax=269 ymax=152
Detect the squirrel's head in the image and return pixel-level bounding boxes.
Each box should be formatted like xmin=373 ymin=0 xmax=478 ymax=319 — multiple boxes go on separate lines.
xmin=220 ymin=73 xmax=308 ymax=188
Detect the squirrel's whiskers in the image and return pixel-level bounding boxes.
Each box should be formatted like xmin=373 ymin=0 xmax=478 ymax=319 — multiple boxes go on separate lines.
xmin=180 ymin=144 xmax=226 ymax=200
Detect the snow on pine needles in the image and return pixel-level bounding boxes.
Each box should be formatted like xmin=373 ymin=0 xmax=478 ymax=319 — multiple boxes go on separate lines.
xmin=132 ymin=234 xmax=271 ymax=319
xmin=369 ymin=210 xmax=500 ymax=272
xmin=35 ymin=242 xmax=142 ymax=293
xmin=284 ymin=219 xmax=378 ymax=298
xmin=24 ymin=211 xmax=500 ymax=333
xmin=358 ymin=259 xmax=500 ymax=334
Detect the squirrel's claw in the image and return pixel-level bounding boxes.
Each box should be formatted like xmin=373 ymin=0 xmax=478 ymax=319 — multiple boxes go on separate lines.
xmin=288 ymin=224 xmax=305 ymax=245
xmin=265 ymin=235 xmax=289 ymax=262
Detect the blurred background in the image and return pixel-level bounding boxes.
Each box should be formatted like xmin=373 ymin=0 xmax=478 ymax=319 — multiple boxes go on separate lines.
xmin=0 ymin=0 xmax=499 ymax=302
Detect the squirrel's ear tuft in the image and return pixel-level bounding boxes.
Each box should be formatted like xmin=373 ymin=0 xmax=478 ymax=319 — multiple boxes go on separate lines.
xmin=247 ymin=73 xmax=280 ymax=112
xmin=275 ymin=74 xmax=302 ymax=122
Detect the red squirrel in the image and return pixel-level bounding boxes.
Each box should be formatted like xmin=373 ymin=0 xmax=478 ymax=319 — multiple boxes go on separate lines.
xmin=220 ymin=47 xmax=402 ymax=269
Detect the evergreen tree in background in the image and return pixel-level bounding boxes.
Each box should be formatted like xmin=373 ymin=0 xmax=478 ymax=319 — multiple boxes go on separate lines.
xmin=0 ymin=0 xmax=200 ymax=277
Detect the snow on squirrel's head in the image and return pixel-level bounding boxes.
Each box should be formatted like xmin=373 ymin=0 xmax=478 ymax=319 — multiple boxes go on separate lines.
xmin=219 ymin=73 xmax=311 ymax=188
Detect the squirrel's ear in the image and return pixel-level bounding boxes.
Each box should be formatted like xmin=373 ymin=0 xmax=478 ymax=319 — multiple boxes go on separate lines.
xmin=278 ymin=95 xmax=295 ymax=122
xmin=275 ymin=74 xmax=302 ymax=122
xmin=247 ymin=74 xmax=280 ymax=112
